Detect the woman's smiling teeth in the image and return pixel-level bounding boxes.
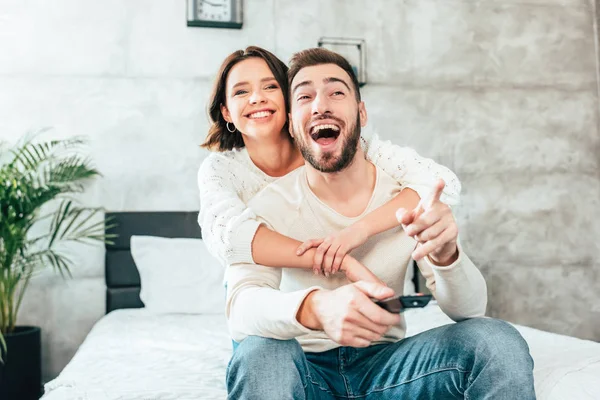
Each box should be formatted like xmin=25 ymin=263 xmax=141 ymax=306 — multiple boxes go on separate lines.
xmin=248 ymin=110 xmax=274 ymax=119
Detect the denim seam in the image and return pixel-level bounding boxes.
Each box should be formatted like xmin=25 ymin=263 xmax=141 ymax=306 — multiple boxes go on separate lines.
xmin=340 ymin=350 xmax=353 ymax=397
xmin=306 ymin=373 xmax=336 ymax=396
xmin=349 ymin=365 xmax=472 ymax=399
xmin=465 ymin=367 xmax=475 ymax=400
xmin=225 ymin=357 xmax=233 ymax=380
xmin=301 ymin=377 xmax=309 ymax=391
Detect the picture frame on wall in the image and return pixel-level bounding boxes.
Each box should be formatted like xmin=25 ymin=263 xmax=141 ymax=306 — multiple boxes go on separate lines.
xmin=318 ymin=37 xmax=367 ymax=87
xmin=187 ymin=0 xmax=243 ymax=29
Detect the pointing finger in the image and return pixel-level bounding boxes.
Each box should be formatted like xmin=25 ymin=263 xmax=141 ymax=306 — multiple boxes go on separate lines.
xmin=426 ymin=179 xmax=446 ymax=209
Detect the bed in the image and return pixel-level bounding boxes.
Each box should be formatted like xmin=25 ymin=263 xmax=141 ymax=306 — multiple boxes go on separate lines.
xmin=42 ymin=212 xmax=600 ymax=400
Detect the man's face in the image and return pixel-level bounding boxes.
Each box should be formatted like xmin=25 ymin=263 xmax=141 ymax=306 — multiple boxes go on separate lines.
xmin=289 ymin=63 xmax=367 ymax=173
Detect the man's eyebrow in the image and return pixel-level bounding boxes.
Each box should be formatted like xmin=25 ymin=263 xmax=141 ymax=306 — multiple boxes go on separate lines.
xmin=324 ymin=77 xmax=351 ymax=92
xmin=292 ymin=76 xmax=351 ymax=94
xmin=232 ymin=77 xmax=277 ymax=90
xmin=292 ymin=80 xmax=312 ymax=94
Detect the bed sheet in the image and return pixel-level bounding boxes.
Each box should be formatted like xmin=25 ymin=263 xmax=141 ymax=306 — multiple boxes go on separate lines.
xmin=42 ymin=305 xmax=600 ymax=399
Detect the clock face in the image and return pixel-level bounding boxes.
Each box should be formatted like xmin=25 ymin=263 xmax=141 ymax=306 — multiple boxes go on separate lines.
xmin=187 ymin=0 xmax=242 ymax=29
xmin=197 ymin=0 xmax=232 ymax=22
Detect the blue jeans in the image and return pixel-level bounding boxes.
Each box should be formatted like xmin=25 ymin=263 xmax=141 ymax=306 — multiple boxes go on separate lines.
xmin=226 ymin=318 xmax=535 ymax=399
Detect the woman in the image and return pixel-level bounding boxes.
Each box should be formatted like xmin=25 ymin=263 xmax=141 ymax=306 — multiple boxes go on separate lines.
xmin=198 ymin=46 xmax=460 ymax=281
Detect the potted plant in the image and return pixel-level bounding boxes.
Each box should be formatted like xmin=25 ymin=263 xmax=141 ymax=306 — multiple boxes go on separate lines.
xmin=0 ymin=131 xmax=112 ymax=400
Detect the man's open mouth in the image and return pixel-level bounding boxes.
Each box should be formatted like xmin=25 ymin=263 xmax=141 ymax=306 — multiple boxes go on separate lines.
xmin=310 ymin=124 xmax=341 ymax=145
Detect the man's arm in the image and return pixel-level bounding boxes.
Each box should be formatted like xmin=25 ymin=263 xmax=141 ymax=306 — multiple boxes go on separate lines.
xmin=225 ymin=261 xmax=321 ymax=342
xmin=398 ymin=179 xmax=488 ymax=320
xmin=225 ymin=259 xmax=398 ymax=344
xmin=222 ymin=179 xmax=323 ymax=342
xmin=416 ymin=241 xmax=488 ymax=321
xmin=296 ymin=281 xmax=401 ymax=348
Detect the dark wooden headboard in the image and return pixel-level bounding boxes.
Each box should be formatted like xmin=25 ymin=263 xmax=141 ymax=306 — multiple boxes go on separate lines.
xmin=104 ymin=211 xmax=202 ymax=314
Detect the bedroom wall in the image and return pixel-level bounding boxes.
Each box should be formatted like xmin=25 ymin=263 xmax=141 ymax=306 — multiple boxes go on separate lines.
xmin=1 ymin=0 xmax=598 ymax=382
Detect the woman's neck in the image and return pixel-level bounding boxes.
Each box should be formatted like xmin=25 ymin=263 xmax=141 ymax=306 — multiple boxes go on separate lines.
xmin=244 ymin=133 xmax=304 ymax=177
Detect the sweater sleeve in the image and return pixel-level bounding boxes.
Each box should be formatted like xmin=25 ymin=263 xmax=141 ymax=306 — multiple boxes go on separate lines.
xmin=225 ymin=261 xmax=321 ymax=342
xmin=361 ymin=132 xmax=461 ymax=206
xmin=416 ymin=239 xmax=488 ymax=321
xmin=197 ymin=154 xmax=262 ymax=266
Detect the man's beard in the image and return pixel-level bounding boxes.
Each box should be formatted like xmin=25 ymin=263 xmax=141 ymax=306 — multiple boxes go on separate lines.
xmin=294 ymin=113 xmax=361 ymax=173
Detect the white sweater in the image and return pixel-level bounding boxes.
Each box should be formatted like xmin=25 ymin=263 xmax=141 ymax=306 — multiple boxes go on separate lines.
xmin=225 ymin=166 xmax=487 ymax=352
xmin=197 ymin=133 xmax=462 ymax=266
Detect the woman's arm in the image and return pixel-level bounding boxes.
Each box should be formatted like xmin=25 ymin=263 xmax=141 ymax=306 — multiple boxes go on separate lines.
xmin=252 ymin=225 xmax=316 ymax=268
xmin=351 ymin=188 xmax=421 ymax=239
xmin=198 ymin=154 xmax=380 ymax=282
xmin=197 ymin=155 xmax=263 ymax=266
xmin=252 ymin=225 xmax=381 ymax=283
xmin=297 ymin=188 xmax=421 ymax=275
xmin=360 ymin=132 xmax=461 ymax=206
xmin=198 ymin=154 xmax=319 ymax=268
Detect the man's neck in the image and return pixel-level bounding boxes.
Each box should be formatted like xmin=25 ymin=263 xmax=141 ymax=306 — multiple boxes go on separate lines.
xmin=306 ymin=148 xmax=377 ymax=218
xmin=244 ymin=133 xmax=304 ymax=177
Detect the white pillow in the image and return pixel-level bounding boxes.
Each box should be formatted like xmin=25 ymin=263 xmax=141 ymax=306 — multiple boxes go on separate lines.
xmin=130 ymin=235 xmax=224 ymax=314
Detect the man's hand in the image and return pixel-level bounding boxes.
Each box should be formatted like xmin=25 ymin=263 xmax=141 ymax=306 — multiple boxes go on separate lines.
xmin=396 ymin=179 xmax=459 ymax=266
xmin=296 ymin=225 xmax=369 ymax=277
xmin=297 ymin=281 xmax=401 ymax=348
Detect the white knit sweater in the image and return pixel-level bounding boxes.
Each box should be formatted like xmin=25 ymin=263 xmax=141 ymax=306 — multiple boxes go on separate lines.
xmin=197 ymin=133 xmax=462 ymax=266
xmin=224 ymin=166 xmax=487 ymax=352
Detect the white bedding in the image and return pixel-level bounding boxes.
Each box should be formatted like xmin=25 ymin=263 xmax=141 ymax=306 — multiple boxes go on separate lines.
xmin=42 ymin=305 xmax=600 ymax=400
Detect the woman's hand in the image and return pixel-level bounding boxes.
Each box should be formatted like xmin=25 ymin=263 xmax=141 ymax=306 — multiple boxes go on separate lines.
xmin=296 ymin=225 xmax=369 ymax=277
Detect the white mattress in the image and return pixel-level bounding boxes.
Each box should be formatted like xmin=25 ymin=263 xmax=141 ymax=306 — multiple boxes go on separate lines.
xmin=43 ymin=310 xmax=232 ymax=400
xmin=42 ymin=305 xmax=600 ymax=400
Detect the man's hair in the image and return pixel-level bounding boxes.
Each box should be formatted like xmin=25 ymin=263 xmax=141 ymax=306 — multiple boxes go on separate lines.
xmin=288 ymin=48 xmax=362 ymax=103
xmin=201 ymin=46 xmax=289 ymax=152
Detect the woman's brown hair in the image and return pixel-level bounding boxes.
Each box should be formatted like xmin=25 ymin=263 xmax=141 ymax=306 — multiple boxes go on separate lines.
xmin=201 ymin=46 xmax=290 ymax=152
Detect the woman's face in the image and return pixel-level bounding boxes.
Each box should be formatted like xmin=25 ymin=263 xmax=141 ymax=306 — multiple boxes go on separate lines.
xmin=221 ymin=58 xmax=287 ymax=142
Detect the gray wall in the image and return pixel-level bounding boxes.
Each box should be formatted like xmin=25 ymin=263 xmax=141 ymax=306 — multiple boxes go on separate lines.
xmin=0 ymin=0 xmax=598 ymax=382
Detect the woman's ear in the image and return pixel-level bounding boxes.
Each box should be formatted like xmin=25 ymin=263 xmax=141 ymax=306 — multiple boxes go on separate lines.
xmin=221 ymin=104 xmax=232 ymax=123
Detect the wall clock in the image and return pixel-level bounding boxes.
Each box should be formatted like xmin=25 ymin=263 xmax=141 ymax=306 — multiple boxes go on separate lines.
xmin=187 ymin=0 xmax=243 ymax=29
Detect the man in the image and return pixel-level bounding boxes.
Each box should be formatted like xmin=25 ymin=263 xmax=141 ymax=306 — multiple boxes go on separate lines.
xmin=224 ymin=48 xmax=535 ymax=399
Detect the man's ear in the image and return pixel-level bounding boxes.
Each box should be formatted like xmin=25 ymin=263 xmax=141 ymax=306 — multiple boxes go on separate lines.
xmin=221 ymin=104 xmax=232 ymax=123
xmin=358 ymin=101 xmax=368 ymax=127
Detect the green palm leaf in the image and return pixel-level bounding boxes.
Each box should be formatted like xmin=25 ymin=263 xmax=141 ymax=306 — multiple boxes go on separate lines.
xmin=0 ymin=130 xmax=115 ymax=363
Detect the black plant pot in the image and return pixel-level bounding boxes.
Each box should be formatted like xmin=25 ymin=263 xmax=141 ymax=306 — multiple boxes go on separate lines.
xmin=0 ymin=326 xmax=42 ymax=400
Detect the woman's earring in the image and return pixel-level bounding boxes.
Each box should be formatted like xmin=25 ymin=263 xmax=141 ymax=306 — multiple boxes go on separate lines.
xmin=226 ymin=122 xmax=236 ymax=133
